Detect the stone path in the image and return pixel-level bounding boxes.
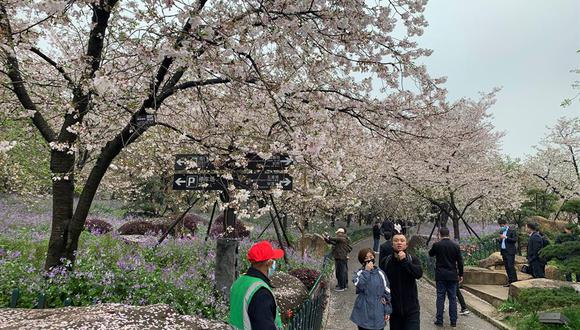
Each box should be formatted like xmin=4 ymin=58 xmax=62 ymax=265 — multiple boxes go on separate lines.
xmin=324 ymin=237 xmax=498 ymax=330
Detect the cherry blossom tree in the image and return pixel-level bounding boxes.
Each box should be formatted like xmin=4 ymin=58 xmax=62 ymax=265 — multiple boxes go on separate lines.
xmin=524 ymin=117 xmax=580 ymax=219
xmin=384 ymin=92 xmax=523 ymax=240
xmin=0 ymin=0 xmax=444 ymax=269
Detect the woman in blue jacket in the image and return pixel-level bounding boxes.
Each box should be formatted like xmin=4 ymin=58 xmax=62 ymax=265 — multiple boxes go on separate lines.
xmin=351 ymin=247 xmax=392 ymax=330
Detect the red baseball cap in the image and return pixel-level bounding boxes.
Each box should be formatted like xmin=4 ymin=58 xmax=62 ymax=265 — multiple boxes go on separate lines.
xmin=247 ymin=241 xmax=284 ymax=263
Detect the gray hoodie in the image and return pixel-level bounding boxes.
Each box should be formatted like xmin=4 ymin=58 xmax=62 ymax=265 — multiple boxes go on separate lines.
xmin=350 ymin=267 xmax=392 ymax=329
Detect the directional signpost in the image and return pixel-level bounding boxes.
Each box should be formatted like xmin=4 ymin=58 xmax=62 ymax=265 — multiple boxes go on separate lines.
xmin=172 ymin=152 xmax=294 ymax=301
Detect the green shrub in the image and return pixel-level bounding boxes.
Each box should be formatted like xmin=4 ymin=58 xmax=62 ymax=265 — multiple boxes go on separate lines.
xmin=516 ymin=287 xmax=580 ymax=313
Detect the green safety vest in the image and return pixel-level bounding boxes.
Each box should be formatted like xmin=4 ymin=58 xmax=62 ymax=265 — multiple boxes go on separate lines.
xmin=229 ymin=274 xmax=283 ymax=330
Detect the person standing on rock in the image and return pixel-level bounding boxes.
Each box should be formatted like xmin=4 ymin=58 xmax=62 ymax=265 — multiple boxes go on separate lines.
xmin=351 ymin=247 xmax=392 ymax=330
xmin=429 ymin=227 xmax=464 ymax=328
xmin=373 ymin=221 xmax=382 ymax=253
xmin=384 ymin=231 xmax=423 ymax=330
xmin=497 ymin=218 xmax=518 ymax=286
xmin=324 ymin=227 xmax=352 ymax=291
xmin=229 ymin=240 xmax=284 ymax=330
xmin=526 ymin=222 xmax=546 ymax=278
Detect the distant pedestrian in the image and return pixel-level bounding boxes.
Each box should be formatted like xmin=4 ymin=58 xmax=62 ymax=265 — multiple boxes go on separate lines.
xmin=378 ymin=231 xmax=393 ymax=273
xmin=380 ymin=218 xmax=394 ymax=240
xmin=526 ymin=222 xmax=546 ymax=278
xmin=325 ymin=227 xmax=352 ymax=291
xmin=456 ymin=284 xmax=469 ymax=315
xmin=429 ymin=227 xmax=463 ymax=328
xmin=497 ymin=218 xmax=518 ymax=286
xmin=229 ymin=241 xmax=284 ymax=330
xmin=384 ymin=231 xmax=423 ymax=330
xmin=373 ymin=221 xmax=381 ymax=253
xmin=351 ymin=247 xmax=392 ymax=330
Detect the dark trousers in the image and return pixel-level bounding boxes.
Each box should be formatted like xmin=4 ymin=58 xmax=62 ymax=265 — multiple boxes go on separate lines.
xmin=358 ymin=327 xmax=383 ymax=330
xmin=335 ymin=259 xmax=348 ymax=289
xmin=456 ymin=285 xmax=466 ymax=310
xmin=565 ymin=273 xmax=579 ymax=282
xmin=530 ymin=260 xmax=545 ymax=278
xmin=389 ymin=311 xmax=420 ymax=330
xmin=436 ymin=280 xmax=458 ymax=324
xmin=373 ymin=238 xmax=380 ymax=252
xmin=501 ymin=250 xmax=518 ymax=283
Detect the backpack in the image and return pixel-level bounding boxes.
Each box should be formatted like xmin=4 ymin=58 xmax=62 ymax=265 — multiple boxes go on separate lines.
xmin=540 ymin=233 xmax=550 ymax=248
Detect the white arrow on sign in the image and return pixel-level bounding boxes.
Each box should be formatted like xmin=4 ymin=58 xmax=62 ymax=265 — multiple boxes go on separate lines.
xmin=280 ymin=157 xmax=293 ymax=166
xmin=280 ymin=177 xmax=292 ymax=186
xmin=176 ymin=159 xmax=186 ymax=166
xmin=175 ymin=178 xmax=186 ymax=186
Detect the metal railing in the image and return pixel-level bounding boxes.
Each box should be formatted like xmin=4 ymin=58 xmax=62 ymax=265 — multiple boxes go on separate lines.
xmin=284 ymin=254 xmax=331 ymax=330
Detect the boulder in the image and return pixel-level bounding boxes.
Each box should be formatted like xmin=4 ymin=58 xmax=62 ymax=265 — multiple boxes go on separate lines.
xmin=120 ymin=235 xmax=159 ymax=246
xmin=270 ymin=271 xmax=308 ymax=322
xmin=463 ymin=266 xmax=508 ymax=285
xmin=527 ymin=216 xmax=567 ymax=233
xmin=545 ymin=265 xmax=563 ymax=280
xmin=0 ymin=303 xmax=229 ymax=329
xmin=509 ymin=278 xmax=580 ymax=299
xmin=299 ymin=234 xmax=328 ymax=258
xmin=408 ymin=235 xmax=429 ymax=251
xmin=479 ymin=252 xmax=526 ymax=269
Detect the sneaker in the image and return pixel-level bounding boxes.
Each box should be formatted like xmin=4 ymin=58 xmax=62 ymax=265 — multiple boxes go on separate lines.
xmin=334 ymin=287 xmax=345 ymax=292
xmin=451 ymin=323 xmax=457 ymax=327
xmin=434 ymin=321 xmax=443 ymax=327
xmin=460 ymin=309 xmax=470 ymax=315
xmin=502 ymin=283 xmax=510 ymax=287
xmin=334 ymin=285 xmax=341 ymax=290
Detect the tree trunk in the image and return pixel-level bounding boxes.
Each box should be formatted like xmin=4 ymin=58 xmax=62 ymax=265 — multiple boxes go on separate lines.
xmin=45 ymin=150 xmax=75 ymax=270
xmin=452 ymin=215 xmax=461 ymax=240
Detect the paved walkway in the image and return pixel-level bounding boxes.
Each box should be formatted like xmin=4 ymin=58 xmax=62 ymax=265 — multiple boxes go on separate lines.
xmin=324 ymin=237 xmax=498 ymax=330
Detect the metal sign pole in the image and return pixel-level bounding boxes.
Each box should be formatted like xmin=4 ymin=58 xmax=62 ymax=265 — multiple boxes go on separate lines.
xmin=155 ymin=197 xmax=200 ymax=248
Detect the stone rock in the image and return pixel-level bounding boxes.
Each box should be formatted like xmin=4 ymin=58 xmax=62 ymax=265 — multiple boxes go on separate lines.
xmin=0 ymin=303 xmax=229 ymax=329
xmin=270 ymin=271 xmax=308 ymax=321
xmin=120 ymin=235 xmax=159 ymax=246
xmin=479 ymin=252 xmax=526 ymax=269
xmin=527 ymin=216 xmax=567 ymax=233
xmin=408 ymin=235 xmax=429 ymax=252
xmin=509 ymin=278 xmax=580 ymax=299
xmin=463 ymin=266 xmax=508 ymax=285
xmin=545 ymin=265 xmax=563 ymax=280
xmin=299 ymin=234 xmax=328 ymax=258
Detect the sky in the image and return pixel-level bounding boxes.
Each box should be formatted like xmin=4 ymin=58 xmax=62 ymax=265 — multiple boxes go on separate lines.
xmin=417 ymin=0 xmax=580 ymax=159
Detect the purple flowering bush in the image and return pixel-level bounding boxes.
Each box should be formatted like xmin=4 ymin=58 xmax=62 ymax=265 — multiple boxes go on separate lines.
xmin=0 ymin=198 xmax=324 ymax=323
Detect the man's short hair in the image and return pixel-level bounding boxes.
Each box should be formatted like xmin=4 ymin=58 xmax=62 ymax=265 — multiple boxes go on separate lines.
xmin=439 ymin=227 xmax=450 ymax=237
xmin=498 ymin=218 xmax=507 ymax=225
xmin=527 ymin=222 xmax=539 ymax=231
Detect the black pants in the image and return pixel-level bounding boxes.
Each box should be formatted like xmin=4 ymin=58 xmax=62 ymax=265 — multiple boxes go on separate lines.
xmin=389 ymin=311 xmax=420 ymax=330
xmin=335 ymin=259 xmax=348 ymax=289
xmin=501 ymin=250 xmax=518 ymax=283
xmin=456 ymin=285 xmax=466 ymax=310
xmin=358 ymin=327 xmax=383 ymax=330
xmin=530 ymin=260 xmax=545 ymax=278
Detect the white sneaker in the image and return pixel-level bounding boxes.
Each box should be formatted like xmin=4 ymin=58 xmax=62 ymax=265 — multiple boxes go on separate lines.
xmin=334 ymin=287 xmax=346 ymax=292
xmin=459 ymin=309 xmax=470 ymax=315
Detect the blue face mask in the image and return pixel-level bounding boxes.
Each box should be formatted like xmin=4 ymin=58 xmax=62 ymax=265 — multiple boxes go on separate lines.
xmin=268 ymin=260 xmax=277 ymax=277
xmin=500 ymin=226 xmax=507 ymax=232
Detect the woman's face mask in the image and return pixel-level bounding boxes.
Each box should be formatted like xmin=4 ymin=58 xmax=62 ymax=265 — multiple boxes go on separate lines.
xmin=268 ymin=260 xmax=277 ymax=277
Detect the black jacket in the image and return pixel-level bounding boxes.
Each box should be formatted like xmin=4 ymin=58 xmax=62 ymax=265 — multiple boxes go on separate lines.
xmin=373 ymin=224 xmax=381 ymax=239
xmin=499 ymin=226 xmax=518 ymax=255
xmin=527 ymin=232 xmax=544 ymax=263
xmin=428 ymin=238 xmax=464 ymax=281
xmin=384 ymin=252 xmax=423 ymax=316
xmin=381 ymin=220 xmax=394 ymax=237
xmin=246 ymin=267 xmax=277 ymax=330
xmin=378 ymin=240 xmax=393 ymax=272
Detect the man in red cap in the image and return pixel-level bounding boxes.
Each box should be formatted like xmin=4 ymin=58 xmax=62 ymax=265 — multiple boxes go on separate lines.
xmin=230 ymin=240 xmax=285 ymax=330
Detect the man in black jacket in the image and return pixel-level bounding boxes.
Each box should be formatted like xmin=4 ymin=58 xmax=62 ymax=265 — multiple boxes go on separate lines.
xmin=373 ymin=221 xmax=381 ymax=253
xmin=381 ymin=217 xmax=394 ymax=239
xmin=384 ymin=232 xmax=423 ymax=330
xmin=527 ymin=222 xmax=545 ymax=278
xmin=379 ymin=231 xmax=393 ymax=273
xmin=498 ymin=218 xmax=518 ymax=286
xmin=429 ymin=227 xmax=463 ymax=327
